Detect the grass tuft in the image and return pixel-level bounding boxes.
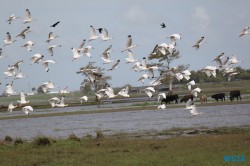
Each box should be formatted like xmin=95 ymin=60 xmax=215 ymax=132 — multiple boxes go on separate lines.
xmin=68 ymin=133 xmax=81 ymax=141
xmin=14 ymin=138 xmax=24 ymax=145
xmin=4 ymin=135 xmax=13 ymax=142
xmin=33 ymin=136 xmax=51 ymax=146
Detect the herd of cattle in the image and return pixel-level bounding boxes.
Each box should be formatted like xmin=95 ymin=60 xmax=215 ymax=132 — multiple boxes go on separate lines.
xmin=161 ymin=90 xmax=241 ymax=104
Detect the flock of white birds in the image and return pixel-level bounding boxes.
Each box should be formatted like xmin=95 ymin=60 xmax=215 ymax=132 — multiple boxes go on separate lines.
xmin=1 ymin=9 xmax=248 ymax=116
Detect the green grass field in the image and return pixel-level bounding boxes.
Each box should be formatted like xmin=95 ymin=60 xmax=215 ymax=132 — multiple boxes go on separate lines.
xmin=0 ymin=127 xmax=249 ymax=166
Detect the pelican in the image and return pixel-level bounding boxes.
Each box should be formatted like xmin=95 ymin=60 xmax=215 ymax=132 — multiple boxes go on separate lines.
xmin=43 ymin=60 xmax=56 ymax=72
xmin=118 ymin=85 xmax=129 ymax=97
xmin=239 ymin=26 xmax=250 ymax=37
xmin=186 ymin=80 xmax=195 ymax=91
xmin=3 ymin=32 xmax=17 ymax=46
xmin=125 ymin=50 xmax=138 ymax=63
xmin=46 ymin=32 xmax=59 ymax=43
xmin=48 ymin=45 xmax=61 ymax=56
xmin=80 ymin=96 xmax=88 ymax=103
xmin=107 ymin=60 xmax=120 ymax=71
xmin=21 ymin=40 xmax=34 ymax=51
xmin=121 ymin=35 xmax=139 ymax=52
xmin=8 ymin=103 xmax=17 ymax=112
xmin=17 ymin=91 xmax=29 ymax=106
xmin=23 ymin=9 xmax=37 ymax=24
xmin=88 ymin=25 xmax=99 ymax=41
xmin=22 ymin=106 xmax=33 ymax=115
xmin=6 ymin=14 xmax=20 ymax=24
xmin=192 ymin=36 xmax=205 ymax=50
xmin=30 ymin=54 xmax=44 ymax=64
xmin=16 ymin=26 xmax=31 ymax=39
xmin=185 ymin=99 xmax=202 ymax=116
xmin=100 ymin=28 xmax=113 ymax=41
xmin=144 ymin=87 xmax=155 ymax=98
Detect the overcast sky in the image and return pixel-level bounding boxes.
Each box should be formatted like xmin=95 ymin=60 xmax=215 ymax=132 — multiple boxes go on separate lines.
xmin=0 ymin=0 xmax=250 ymax=93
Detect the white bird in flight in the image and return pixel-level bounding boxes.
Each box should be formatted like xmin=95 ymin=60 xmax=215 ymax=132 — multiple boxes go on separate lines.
xmin=48 ymin=45 xmax=61 ymax=56
xmin=121 ymin=35 xmax=140 ymax=52
xmin=22 ymin=106 xmax=34 ymax=115
xmin=239 ymin=26 xmax=250 ymax=37
xmin=80 ymin=96 xmax=88 ymax=103
xmin=186 ymin=80 xmax=195 ymax=91
xmin=46 ymin=32 xmax=59 ymax=43
xmin=157 ymin=103 xmax=166 ymax=110
xmin=144 ymin=87 xmax=155 ymax=98
xmin=6 ymin=14 xmax=20 ymax=24
xmin=118 ymin=85 xmax=130 ymax=97
xmin=30 ymin=54 xmax=44 ymax=64
xmin=100 ymin=28 xmax=113 ymax=41
xmin=88 ymin=25 xmax=99 ymax=42
xmin=21 ymin=40 xmax=34 ymax=51
xmin=17 ymin=91 xmax=30 ymax=106
xmin=3 ymin=32 xmax=17 ymax=46
xmin=43 ymin=60 xmax=56 ymax=72
xmin=185 ymin=99 xmax=202 ymax=116
xmin=8 ymin=103 xmax=17 ymax=112
xmin=23 ymin=9 xmax=37 ymax=24
xmin=125 ymin=50 xmax=138 ymax=63
xmin=192 ymin=36 xmax=205 ymax=50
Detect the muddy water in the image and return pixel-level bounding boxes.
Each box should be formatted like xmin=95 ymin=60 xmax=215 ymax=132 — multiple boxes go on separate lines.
xmin=0 ymin=104 xmax=249 ymax=140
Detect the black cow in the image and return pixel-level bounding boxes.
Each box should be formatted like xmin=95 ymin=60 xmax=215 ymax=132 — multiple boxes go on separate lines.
xmin=211 ymin=93 xmax=225 ymax=102
xmin=180 ymin=94 xmax=194 ymax=103
xmin=229 ymin=90 xmax=241 ymax=101
xmin=161 ymin=94 xmax=179 ymax=104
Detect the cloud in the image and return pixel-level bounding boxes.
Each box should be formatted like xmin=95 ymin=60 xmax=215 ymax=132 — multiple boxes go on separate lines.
xmin=191 ymin=6 xmax=211 ymax=31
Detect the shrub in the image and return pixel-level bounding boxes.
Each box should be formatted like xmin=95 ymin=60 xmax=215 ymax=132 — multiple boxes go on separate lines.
xmin=14 ymin=138 xmax=24 ymax=145
xmin=33 ymin=136 xmax=51 ymax=146
xmin=68 ymin=134 xmax=80 ymax=141
xmin=4 ymin=135 xmax=13 ymax=142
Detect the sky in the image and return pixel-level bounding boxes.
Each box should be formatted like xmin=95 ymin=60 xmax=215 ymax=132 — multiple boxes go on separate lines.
xmin=0 ymin=0 xmax=250 ymax=94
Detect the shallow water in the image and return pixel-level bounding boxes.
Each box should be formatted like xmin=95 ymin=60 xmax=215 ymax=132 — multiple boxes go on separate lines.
xmin=0 ymin=104 xmax=249 ymax=140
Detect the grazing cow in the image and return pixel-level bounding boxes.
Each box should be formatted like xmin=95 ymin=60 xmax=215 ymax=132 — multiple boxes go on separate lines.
xmin=200 ymin=95 xmax=207 ymax=104
xmin=229 ymin=90 xmax=241 ymax=101
xmin=211 ymin=93 xmax=225 ymax=102
xmin=180 ymin=94 xmax=193 ymax=103
xmin=161 ymin=94 xmax=179 ymax=104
